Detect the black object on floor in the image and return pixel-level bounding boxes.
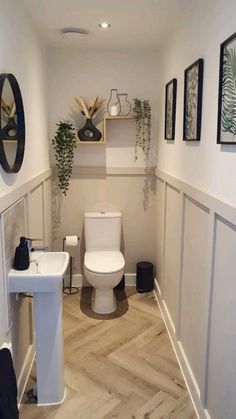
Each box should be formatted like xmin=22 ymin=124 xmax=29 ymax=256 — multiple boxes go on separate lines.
xmin=0 ymin=348 xmax=19 ymax=419
xmin=136 ymin=261 xmax=154 ymax=293
xmin=26 ymin=388 xmax=37 ymax=403
xmin=115 ymin=275 xmax=125 ymax=289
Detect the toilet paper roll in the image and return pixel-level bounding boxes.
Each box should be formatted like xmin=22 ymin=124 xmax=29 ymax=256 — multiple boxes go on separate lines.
xmin=65 ymin=235 xmax=78 ymax=247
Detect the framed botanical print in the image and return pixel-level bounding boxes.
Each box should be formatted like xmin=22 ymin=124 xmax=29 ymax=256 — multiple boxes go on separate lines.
xmin=164 ymin=78 xmax=177 ymax=140
xmin=217 ymin=32 xmax=236 ymax=144
xmin=183 ymin=59 xmax=204 ymax=141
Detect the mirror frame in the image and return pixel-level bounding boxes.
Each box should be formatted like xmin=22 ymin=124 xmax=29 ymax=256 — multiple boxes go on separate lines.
xmin=0 ymin=73 xmax=25 ymax=173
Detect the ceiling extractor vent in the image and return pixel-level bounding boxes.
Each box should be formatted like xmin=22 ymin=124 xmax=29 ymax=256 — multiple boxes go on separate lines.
xmin=61 ymin=28 xmax=88 ymax=36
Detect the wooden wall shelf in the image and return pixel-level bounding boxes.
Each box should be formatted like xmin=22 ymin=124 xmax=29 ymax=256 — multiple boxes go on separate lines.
xmin=77 ymin=140 xmax=106 ymax=144
xmin=104 ymin=115 xmax=134 ymax=120
xmin=77 ymin=115 xmax=135 ymax=144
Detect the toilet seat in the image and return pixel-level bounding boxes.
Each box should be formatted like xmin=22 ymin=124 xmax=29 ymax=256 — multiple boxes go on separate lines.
xmin=84 ymin=251 xmax=125 ymax=274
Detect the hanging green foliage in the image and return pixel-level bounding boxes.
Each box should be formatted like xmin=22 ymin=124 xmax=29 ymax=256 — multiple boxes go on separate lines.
xmin=133 ymin=98 xmax=151 ymax=160
xmin=222 ymin=46 xmax=236 ymax=140
xmin=52 ymin=121 xmax=77 ymax=195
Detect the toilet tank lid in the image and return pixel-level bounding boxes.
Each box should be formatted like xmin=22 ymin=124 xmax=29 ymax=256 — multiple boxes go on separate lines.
xmin=84 ymin=212 xmax=122 ymax=218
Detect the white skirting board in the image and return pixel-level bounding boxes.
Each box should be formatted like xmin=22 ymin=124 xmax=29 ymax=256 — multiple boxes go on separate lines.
xmin=153 ymin=279 xmax=211 ymax=419
xmin=64 ymin=273 xmax=137 ymax=287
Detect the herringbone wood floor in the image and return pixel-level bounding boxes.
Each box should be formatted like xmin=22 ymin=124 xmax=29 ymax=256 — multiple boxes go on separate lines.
xmin=21 ymin=287 xmax=197 ymax=419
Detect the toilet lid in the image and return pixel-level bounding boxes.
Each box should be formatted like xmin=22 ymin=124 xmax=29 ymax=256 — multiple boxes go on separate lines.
xmin=84 ymin=251 xmax=125 ymax=274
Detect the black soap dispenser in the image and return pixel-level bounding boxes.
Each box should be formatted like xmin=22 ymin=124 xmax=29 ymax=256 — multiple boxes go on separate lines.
xmin=13 ymin=236 xmax=30 ymax=270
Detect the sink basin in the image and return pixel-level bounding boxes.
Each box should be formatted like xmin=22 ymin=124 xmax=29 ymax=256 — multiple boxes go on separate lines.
xmin=8 ymin=251 xmax=70 ymax=405
xmin=9 ymin=252 xmax=69 ymax=293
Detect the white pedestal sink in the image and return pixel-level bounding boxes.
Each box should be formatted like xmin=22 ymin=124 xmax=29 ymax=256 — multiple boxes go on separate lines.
xmin=8 ymin=252 xmax=69 ymax=406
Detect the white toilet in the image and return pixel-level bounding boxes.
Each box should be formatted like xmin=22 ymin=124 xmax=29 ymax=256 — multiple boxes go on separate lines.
xmin=84 ymin=212 xmax=125 ymax=314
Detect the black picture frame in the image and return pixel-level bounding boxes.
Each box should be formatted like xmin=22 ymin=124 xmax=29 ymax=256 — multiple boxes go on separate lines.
xmin=183 ymin=58 xmax=204 ymax=141
xmin=164 ymin=78 xmax=177 ymax=140
xmin=217 ymin=32 xmax=236 ymax=144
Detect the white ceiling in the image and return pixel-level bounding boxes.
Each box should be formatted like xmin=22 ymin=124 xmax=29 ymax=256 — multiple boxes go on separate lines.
xmin=22 ymin=0 xmax=190 ymax=49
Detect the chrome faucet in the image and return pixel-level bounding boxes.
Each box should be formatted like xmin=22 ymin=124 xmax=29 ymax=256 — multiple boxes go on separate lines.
xmin=25 ymin=238 xmax=48 ymax=252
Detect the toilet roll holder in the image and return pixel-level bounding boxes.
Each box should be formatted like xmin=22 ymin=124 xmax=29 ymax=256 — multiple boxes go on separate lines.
xmin=62 ymin=236 xmax=80 ymax=295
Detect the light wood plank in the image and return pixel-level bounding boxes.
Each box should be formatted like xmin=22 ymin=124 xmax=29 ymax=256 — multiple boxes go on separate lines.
xmin=20 ymin=288 xmax=197 ymax=419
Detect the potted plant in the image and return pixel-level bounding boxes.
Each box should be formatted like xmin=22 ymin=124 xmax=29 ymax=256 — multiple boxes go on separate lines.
xmin=52 ymin=121 xmax=77 ymax=196
xmin=133 ymin=98 xmax=151 ymax=160
xmin=75 ymin=96 xmax=104 ymax=141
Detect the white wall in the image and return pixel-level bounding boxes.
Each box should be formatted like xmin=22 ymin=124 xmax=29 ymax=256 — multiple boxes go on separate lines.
xmin=155 ymin=1 xmax=236 ymax=418
xmin=48 ymin=48 xmax=159 ymax=276
xmin=157 ymin=0 xmax=236 ymax=206
xmin=0 ymin=0 xmax=50 ymax=195
xmin=53 ymin=172 xmax=156 ymax=280
xmin=48 ymin=48 xmax=158 ymax=168
xmin=0 ymin=0 xmax=51 ymax=402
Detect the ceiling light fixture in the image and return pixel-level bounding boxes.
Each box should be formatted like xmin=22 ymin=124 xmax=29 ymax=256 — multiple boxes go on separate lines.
xmin=61 ymin=28 xmax=88 ymax=36
xmin=98 ymin=22 xmax=111 ymax=29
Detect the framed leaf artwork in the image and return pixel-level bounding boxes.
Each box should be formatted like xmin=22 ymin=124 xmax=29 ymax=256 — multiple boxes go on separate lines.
xmin=183 ymin=59 xmax=204 ymax=141
xmin=164 ymin=78 xmax=177 ymax=140
xmin=217 ymin=32 xmax=236 ymax=144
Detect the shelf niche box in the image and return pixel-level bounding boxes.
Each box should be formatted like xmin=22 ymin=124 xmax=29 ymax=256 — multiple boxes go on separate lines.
xmin=77 ymin=115 xmax=135 ymax=145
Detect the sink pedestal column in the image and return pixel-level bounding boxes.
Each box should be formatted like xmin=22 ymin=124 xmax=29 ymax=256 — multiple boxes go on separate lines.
xmin=33 ymin=287 xmax=65 ymax=405
xmin=8 ymin=252 xmax=69 ymax=405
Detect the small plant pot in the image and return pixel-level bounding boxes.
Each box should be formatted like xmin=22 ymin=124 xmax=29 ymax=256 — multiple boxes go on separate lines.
xmin=78 ymin=118 xmax=102 ymax=141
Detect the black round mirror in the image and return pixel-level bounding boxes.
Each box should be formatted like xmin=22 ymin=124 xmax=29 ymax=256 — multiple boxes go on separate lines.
xmin=0 ymin=73 xmax=25 ymax=173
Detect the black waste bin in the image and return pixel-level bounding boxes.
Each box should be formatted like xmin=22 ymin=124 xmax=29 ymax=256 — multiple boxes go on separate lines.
xmin=136 ymin=261 xmax=154 ymax=293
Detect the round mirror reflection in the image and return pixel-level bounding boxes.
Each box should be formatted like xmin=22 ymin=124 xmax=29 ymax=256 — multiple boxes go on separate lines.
xmin=0 ymin=73 xmax=25 ymax=173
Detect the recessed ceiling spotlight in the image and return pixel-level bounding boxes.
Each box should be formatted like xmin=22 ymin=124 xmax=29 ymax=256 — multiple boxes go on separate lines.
xmin=98 ymin=22 xmax=111 ymax=29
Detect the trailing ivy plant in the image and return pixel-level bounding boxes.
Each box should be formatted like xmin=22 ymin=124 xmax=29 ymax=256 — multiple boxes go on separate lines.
xmin=133 ymin=98 xmax=151 ymax=160
xmin=52 ymin=121 xmax=77 ymax=196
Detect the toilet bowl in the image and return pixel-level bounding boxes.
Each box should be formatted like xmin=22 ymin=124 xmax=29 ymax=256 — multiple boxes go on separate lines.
xmin=84 ymin=251 xmax=125 ymax=314
xmin=83 ymin=212 xmax=125 ymax=314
